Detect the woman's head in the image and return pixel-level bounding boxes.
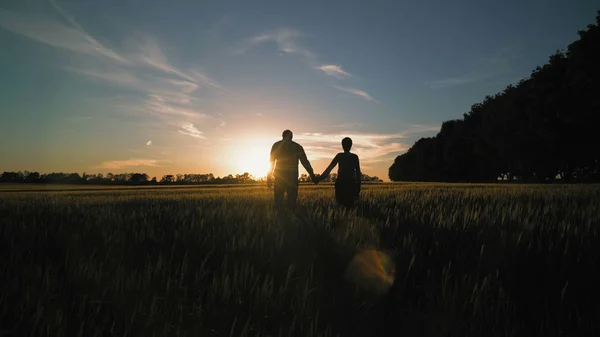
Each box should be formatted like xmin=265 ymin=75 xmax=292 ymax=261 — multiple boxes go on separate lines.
xmin=342 ymin=137 xmax=352 ymax=152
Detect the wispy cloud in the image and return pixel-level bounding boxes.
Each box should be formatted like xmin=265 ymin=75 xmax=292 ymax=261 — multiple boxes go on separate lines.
xmin=132 ymin=37 xmax=225 ymax=92
xmin=333 ymin=85 xmax=379 ymax=104
xmin=1 ymin=2 xmax=226 ymax=140
xmin=0 ymin=4 xmax=127 ymax=63
xmin=69 ymin=44 xmax=221 ymax=123
xmin=332 ymin=122 xmax=362 ymax=129
xmin=427 ymin=47 xmax=517 ymax=88
xmin=65 ymin=66 xmax=140 ymax=86
xmin=66 ymin=53 xmax=220 ymax=98
xmin=92 ymin=158 xmax=162 ymax=170
xmin=237 ymin=28 xmax=380 ymax=105
xmin=427 ymin=74 xmax=491 ymax=88
xmin=65 ymin=68 xmax=209 ymax=118
xmin=293 ymin=123 xmax=440 ymax=170
xmin=405 ymin=124 xmax=441 ymax=134
xmin=294 ymin=132 xmax=407 ymax=165
xmin=315 ymin=64 xmax=350 ymax=78
xmin=146 ymin=140 xmax=152 ymax=146
xmin=178 ymin=123 xmax=206 ymax=139
xmin=236 ymin=28 xmax=314 ymax=60
xmin=146 ymin=96 xmax=211 ymax=119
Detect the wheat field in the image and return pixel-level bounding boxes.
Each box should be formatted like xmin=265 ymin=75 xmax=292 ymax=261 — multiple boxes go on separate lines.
xmin=1 ymin=183 xmax=599 ymax=336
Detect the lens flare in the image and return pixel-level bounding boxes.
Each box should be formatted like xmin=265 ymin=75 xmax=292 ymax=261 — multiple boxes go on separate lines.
xmin=345 ymin=248 xmax=396 ymax=295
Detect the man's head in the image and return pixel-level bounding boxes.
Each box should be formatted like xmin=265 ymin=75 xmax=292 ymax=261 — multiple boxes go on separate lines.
xmin=282 ymin=129 xmax=293 ymax=141
xmin=342 ymin=137 xmax=352 ymax=152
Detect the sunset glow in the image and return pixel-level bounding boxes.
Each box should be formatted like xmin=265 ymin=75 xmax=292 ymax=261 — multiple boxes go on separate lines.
xmin=0 ymin=0 xmax=595 ymax=180
xmin=233 ymin=144 xmax=271 ymax=179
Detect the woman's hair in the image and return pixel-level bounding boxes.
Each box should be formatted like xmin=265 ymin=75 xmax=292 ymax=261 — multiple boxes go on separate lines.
xmin=342 ymin=137 xmax=352 ymax=152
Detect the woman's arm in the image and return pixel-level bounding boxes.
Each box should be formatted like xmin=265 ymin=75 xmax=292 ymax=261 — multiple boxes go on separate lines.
xmin=355 ymin=155 xmax=362 ymax=190
xmin=320 ymin=154 xmax=339 ymax=181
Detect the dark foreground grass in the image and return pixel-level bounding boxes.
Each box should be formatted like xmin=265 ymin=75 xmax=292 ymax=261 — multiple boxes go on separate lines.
xmin=1 ymin=183 xmax=599 ymax=336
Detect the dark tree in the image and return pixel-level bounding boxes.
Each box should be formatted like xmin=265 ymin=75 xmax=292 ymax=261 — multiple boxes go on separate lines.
xmin=389 ymin=11 xmax=600 ymax=183
xmin=129 ymin=173 xmax=149 ymax=185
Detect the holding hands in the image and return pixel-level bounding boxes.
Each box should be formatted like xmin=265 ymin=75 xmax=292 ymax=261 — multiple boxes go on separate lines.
xmin=310 ymin=173 xmax=329 ymax=185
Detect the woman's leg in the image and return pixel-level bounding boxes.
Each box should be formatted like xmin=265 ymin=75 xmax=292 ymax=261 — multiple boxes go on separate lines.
xmin=335 ymin=180 xmax=356 ymax=208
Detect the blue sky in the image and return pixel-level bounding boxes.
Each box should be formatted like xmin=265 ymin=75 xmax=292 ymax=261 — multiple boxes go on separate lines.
xmin=0 ymin=0 xmax=597 ymax=180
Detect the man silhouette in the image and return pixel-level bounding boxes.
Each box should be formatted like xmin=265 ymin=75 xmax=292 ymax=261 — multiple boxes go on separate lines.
xmin=267 ymin=129 xmax=316 ymax=211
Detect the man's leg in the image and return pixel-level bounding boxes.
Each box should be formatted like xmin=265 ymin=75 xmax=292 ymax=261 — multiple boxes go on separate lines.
xmin=273 ymin=180 xmax=285 ymax=210
xmin=287 ymin=182 xmax=299 ymax=211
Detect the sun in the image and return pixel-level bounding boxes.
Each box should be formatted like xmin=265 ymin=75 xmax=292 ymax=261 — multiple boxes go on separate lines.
xmin=234 ymin=145 xmax=271 ymax=178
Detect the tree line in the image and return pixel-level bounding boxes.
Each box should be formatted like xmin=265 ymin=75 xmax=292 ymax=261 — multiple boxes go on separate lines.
xmin=389 ymin=10 xmax=600 ymax=183
xmin=0 ymin=171 xmax=382 ymax=185
xmin=299 ymin=173 xmax=382 ymax=183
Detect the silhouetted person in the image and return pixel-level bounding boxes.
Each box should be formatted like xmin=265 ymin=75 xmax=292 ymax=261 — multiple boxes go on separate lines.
xmin=319 ymin=137 xmax=361 ymax=208
xmin=268 ymin=130 xmax=317 ymax=211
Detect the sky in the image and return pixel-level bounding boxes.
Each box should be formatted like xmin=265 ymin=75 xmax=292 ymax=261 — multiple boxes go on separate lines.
xmin=0 ymin=0 xmax=597 ymax=180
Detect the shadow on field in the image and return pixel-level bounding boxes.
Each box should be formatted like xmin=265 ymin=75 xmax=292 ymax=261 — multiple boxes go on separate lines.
xmin=282 ymin=205 xmax=383 ymax=337
xmin=289 ymin=201 xmax=600 ymax=337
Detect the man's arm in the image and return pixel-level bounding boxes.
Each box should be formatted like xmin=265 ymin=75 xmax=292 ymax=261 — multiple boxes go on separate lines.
xmin=320 ymin=154 xmax=339 ymax=181
xmin=267 ymin=143 xmax=277 ymax=188
xmin=298 ymin=146 xmax=316 ymax=182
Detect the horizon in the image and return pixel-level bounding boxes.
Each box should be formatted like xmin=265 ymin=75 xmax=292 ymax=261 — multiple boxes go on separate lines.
xmin=1 ymin=0 xmax=597 ymax=180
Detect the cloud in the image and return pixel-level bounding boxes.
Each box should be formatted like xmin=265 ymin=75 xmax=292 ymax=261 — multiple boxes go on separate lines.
xmin=316 ymin=65 xmax=351 ymax=78
xmin=294 ymin=132 xmax=407 ymax=165
xmin=66 ymin=55 xmax=220 ymax=97
xmin=131 ymin=37 xmax=225 ymax=91
xmin=207 ymin=14 xmax=233 ymax=38
xmin=333 ymin=85 xmax=379 ymax=104
xmin=293 ymin=124 xmax=440 ymax=169
xmin=332 ymin=122 xmax=362 ymax=129
xmin=0 ymin=5 xmax=127 ymax=63
xmin=237 ymin=28 xmax=314 ymax=60
xmin=67 ymin=40 xmax=222 ymax=124
xmin=405 ymin=124 xmax=441 ymax=134
xmin=178 ymin=123 xmax=206 ymax=139
xmin=66 ymin=69 xmax=210 ymax=119
xmin=146 ymin=96 xmax=211 ymax=119
xmin=167 ymin=79 xmax=199 ymax=94
xmin=237 ymin=28 xmax=381 ymax=105
xmin=71 ymin=66 xmax=219 ymax=122
xmin=146 ymin=140 xmax=152 ymax=146
xmin=65 ymin=66 xmax=141 ymax=86
xmin=427 ymin=47 xmax=517 ymax=88
xmin=1 ymin=3 xmax=226 ymax=139
xmin=92 ymin=158 xmax=162 ymax=170
xmin=426 ymin=74 xmax=490 ymax=88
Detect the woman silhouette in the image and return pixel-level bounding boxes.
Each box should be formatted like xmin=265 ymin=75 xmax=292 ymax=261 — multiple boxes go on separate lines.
xmin=319 ymin=137 xmax=362 ymax=208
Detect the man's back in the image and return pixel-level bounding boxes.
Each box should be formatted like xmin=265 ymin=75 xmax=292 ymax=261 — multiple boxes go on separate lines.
xmin=268 ymin=130 xmax=316 ymax=211
xmin=270 ymin=140 xmax=305 ymax=175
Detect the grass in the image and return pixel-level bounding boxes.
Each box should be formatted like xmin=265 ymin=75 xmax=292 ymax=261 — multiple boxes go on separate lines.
xmin=1 ymin=183 xmax=599 ymax=336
